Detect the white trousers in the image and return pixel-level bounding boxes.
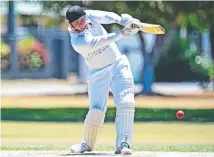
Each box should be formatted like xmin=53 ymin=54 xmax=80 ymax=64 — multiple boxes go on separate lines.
xmin=87 ymin=55 xmax=135 ymax=147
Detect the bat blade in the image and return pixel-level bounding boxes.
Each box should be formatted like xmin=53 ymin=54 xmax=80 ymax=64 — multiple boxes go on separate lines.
xmin=134 ymin=23 xmax=165 ymax=34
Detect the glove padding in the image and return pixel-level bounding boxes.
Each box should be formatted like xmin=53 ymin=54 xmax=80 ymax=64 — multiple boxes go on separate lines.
xmin=120 ymin=14 xmax=133 ymax=26
xmin=122 ymin=18 xmax=140 ymax=35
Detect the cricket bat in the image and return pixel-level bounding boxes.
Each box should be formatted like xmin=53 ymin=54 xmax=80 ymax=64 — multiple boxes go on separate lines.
xmin=132 ymin=22 xmax=165 ymax=35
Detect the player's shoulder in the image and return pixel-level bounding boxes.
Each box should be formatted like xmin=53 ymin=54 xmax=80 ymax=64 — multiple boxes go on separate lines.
xmin=85 ymin=9 xmax=96 ymax=14
xmin=68 ymin=29 xmax=83 ymax=43
xmin=85 ymin=10 xmax=92 ymax=17
xmin=85 ymin=9 xmax=102 ymax=17
xmin=71 ymin=32 xmax=86 ymax=40
xmin=70 ymin=31 xmax=87 ymax=44
xmin=68 ymin=26 xmax=85 ymax=35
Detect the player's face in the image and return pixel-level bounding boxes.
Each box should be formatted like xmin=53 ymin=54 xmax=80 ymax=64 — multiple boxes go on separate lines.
xmin=71 ymin=15 xmax=87 ymax=31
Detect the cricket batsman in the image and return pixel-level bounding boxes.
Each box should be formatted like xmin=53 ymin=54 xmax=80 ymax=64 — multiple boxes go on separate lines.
xmin=66 ymin=5 xmax=140 ymax=155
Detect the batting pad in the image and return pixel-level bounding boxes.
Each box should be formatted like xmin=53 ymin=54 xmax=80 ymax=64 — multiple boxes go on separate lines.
xmin=82 ymin=109 xmax=105 ymax=150
xmin=115 ymin=104 xmax=135 ymax=148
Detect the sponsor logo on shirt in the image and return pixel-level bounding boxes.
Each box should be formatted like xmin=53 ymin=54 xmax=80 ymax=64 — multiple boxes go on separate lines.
xmin=86 ymin=46 xmax=108 ymax=62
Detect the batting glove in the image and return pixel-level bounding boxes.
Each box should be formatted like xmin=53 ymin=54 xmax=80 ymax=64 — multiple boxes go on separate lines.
xmin=119 ymin=14 xmax=133 ymax=26
xmin=121 ymin=19 xmax=140 ymax=36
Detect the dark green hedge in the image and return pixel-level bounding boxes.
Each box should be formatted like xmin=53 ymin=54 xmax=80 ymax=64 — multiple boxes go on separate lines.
xmin=2 ymin=107 xmax=214 ymax=122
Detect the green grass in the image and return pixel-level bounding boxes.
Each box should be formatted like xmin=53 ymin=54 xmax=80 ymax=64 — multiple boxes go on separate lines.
xmin=2 ymin=122 xmax=214 ymax=145
xmin=2 ymin=107 xmax=214 ymax=122
xmin=1 ymin=144 xmax=214 ymax=152
xmin=2 ymin=121 xmax=214 ymax=152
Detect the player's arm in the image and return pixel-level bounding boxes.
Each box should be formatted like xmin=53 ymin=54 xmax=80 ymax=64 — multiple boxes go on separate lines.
xmin=85 ymin=10 xmax=132 ymax=26
xmin=72 ymin=27 xmax=137 ymax=56
xmin=72 ymin=31 xmax=126 ymax=55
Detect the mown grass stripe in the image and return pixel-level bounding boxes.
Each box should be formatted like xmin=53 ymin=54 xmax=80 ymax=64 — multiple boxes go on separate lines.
xmin=2 ymin=108 xmax=214 ymax=122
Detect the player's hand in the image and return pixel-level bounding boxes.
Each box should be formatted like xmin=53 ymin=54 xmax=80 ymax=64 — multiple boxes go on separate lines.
xmin=120 ymin=14 xmax=140 ymax=27
xmin=120 ymin=14 xmax=133 ymax=26
xmin=121 ymin=19 xmax=140 ymax=36
xmin=121 ymin=26 xmax=139 ymax=36
xmin=129 ymin=18 xmax=142 ymax=34
xmin=131 ymin=18 xmax=141 ymax=28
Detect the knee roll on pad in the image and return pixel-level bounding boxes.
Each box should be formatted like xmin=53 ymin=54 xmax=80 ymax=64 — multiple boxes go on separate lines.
xmin=118 ymin=87 xmax=135 ymax=105
xmin=117 ymin=101 xmax=135 ymax=109
xmin=115 ymin=102 xmax=135 ymax=148
xmin=82 ymin=109 xmax=105 ymax=150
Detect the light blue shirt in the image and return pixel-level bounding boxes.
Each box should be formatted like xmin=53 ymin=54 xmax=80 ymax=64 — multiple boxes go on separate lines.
xmin=69 ymin=10 xmax=126 ymax=69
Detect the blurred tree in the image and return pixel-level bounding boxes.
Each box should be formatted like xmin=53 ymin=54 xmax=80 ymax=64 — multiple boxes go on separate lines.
xmin=192 ymin=2 xmax=214 ymax=87
xmin=169 ymin=1 xmax=214 ymax=88
xmin=168 ymin=1 xmax=214 ymax=58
